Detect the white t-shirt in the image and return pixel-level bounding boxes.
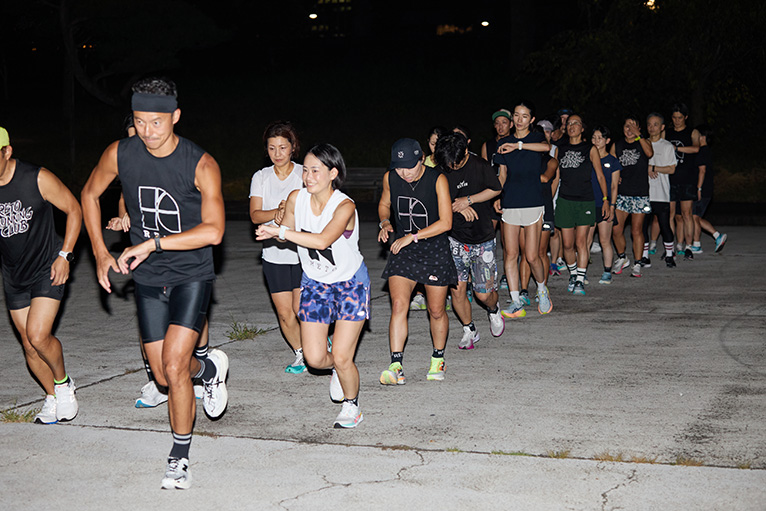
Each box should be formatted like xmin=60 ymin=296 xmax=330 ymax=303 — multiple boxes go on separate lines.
xmin=293 ymin=189 xmax=364 ymax=284
xmin=648 ymin=139 xmax=676 ymax=203
xmin=250 ymin=163 xmax=304 ymax=264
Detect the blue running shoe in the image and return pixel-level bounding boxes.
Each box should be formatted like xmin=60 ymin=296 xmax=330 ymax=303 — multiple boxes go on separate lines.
xmin=519 ymin=290 xmax=531 ymax=306
xmin=715 ymin=233 xmax=728 ymax=252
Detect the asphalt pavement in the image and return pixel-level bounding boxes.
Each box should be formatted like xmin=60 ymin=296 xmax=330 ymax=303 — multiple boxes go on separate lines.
xmin=1 ymin=221 xmax=764 ymax=510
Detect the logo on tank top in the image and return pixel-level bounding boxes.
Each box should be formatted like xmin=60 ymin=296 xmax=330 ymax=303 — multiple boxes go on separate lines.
xmin=618 ymin=148 xmax=641 ymax=167
xmin=301 ymin=229 xmax=336 ymax=271
xmin=138 ymin=186 xmax=182 ymax=238
xmin=668 ymin=140 xmax=686 ymax=164
xmin=560 ymin=150 xmax=586 ymax=169
xmin=397 ymin=196 xmax=429 ymax=233
xmin=0 ymin=200 xmax=33 ymax=238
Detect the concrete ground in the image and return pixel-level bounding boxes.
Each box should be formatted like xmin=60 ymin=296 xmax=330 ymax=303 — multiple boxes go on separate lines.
xmin=1 ymin=222 xmax=764 ymax=510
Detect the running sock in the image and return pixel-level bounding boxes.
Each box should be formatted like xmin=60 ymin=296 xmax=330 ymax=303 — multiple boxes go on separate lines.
xmin=464 ymin=321 xmax=477 ymax=332
xmin=642 ymin=243 xmax=649 ymax=258
xmin=604 ymin=266 xmax=611 ymax=274
xmin=713 ymin=231 xmax=720 ymax=239
xmin=143 ymin=358 xmax=154 ymax=382
xmin=693 ymin=241 xmax=701 ymax=248
xmin=195 ymin=359 xmax=217 ymax=382
xmin=53 ymin=375 xmax=70 ymax=385
xmin=488 ymin=306 xmax=499 ymax=314
xmin=510 ymin=291 xmax=520 ymax=302
xmin=567 ymin=263 xmax=577 ymax=275
xmin=169 ymin=430 xmax=192 ymax=460
xmin=618 ymin=252 xmax=626 ymax=260
xmin=194 ymin=343 xmax=209 ymax=361
xmin=576 ymin=268 xmax=586 ymax=283
xmin=664 ymin=242 xmax=674 ymax=257
xmin=536 ymin=280 xmax=546 ymax=290
xmin=345 ymin=396 xmax=359 ymax=406
xmin=433 ymin=348 xmax=445 ymax=359
xmin=391 ymin=351 xmax=403 ymax=365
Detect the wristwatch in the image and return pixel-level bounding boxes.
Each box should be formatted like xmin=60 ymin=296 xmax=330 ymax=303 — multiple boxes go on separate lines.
xmin=58 ymin=250 xmax=74 ymax=262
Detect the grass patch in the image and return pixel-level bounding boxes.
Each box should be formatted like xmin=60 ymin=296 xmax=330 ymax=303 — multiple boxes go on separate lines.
xmin=446 ymin=447 xmax=463 ymax=453
xmin=674 ymin=455 xmax=704 ymax=467
xmin=226 ymin=318 xmax=266 ymax=341
xmin=737 ymin=461 xmax=752 ymax=470
xmin=629 ymin=455 xmax=658 ymax=464
xmin=546 ymin=450 xmax=571 ymax=459
xmin=491 ymin=450 xmax=528 ymax=456
xmin=194 ymin=430 xmax=220 ymax=439
xmin=594 ymin=451 xmax=624 ymax=462
xmin=1 ymin=401 xmax=39 ymax=423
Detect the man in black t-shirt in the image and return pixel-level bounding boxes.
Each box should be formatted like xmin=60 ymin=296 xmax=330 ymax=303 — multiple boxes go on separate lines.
xmin=692 ymin=125 xmax=727 ymax=252
xmin=0 ymin=126 xmax=82 ymax=425
xmin=434 ymin=133 xmax=503 ymax=350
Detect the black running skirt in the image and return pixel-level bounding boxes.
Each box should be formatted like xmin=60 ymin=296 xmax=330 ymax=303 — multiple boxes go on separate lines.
xmin=381 ymin=234 xmax=457 ymax=287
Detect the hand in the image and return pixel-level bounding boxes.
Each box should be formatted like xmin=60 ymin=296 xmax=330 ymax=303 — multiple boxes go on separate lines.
xmin=497 ymin=142 xmax=516 ymax=154
xmin=106 ymin=217 xmax=122 ymax=231
xmin=459 ymin=206 xmax=478 ymax=222
xmin=626 ymin=119 xmax=641 ymax=139
xmin=602 ymin=201 xmax=613 ymax=222
xmin=494 ymin=198 xmax=502 ymax=214
xmin=50 ymin=256 xmax=70 ymax=286
xmin=452 ymin=196 xmax=471 ymax=213
xmin=390 ymin=234 xmax=413 ymax=255
xmin=377 ymin=222 xmax=393 ymax=243
xmin=648 ymin=168 xmax=658 ymax=179
xmin=95 ymin=251 xmax=120 ymax=293
xmin=274 ymin=200 xmax=286 ymax=225
xmin=117 ymin=240 xmax=154 ymax=274
xmin=255 ymin=224 xmax=279 ymax=240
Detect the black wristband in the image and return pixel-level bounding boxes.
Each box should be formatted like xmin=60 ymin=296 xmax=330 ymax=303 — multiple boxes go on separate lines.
xmin=154 ymin=237 xmax=163 ymax=253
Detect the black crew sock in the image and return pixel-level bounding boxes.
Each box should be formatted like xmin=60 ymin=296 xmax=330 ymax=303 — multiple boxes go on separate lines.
xmin=433 ymin=348 xmax=445 ymax=359
xmin=169 ymin=430 xmax=192 ymax=460
xmin=391 ymin=351 xmax=403 ymax=365
xmin=604 ymin=266 xmax=611 ymax=274
xmin=195 ymin=358 xmax=217 ymax=382
xmin=345 ymin=395 xmax=359 ymax=406
xmin=464 ymin=321 xmax=476 ymax=331
xmin=143 ymin=358 xmax=154 ymax=382
xmin=488 ymin=306 xmax=499 ymax=314
xmin=618 ymin=252 xmax=626 ymax=259
xmin=194 ymin=343 xmax=209 ymax=361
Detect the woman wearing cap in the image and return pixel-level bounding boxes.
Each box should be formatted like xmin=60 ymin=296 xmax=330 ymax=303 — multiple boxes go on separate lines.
xmin=249 ymin=121 xmax=305 ymax=374
xmin=256 ymin=143 xmax=369 ymax=429
xmin=378 ymin=138 xmax=455 ymax=384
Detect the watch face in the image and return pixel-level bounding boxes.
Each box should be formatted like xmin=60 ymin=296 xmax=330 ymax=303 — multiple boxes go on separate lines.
xmin=63 ymin=252 xmax=74 ymax=262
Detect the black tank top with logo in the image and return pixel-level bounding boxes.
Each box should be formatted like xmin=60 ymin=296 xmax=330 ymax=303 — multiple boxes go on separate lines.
xmin=0 ymin=161 xmax=59 ymax=288
xmin=118 ymin=136 xmax=215 ymax=286
xmin=389 ymin=166 xmax=442 ymax=240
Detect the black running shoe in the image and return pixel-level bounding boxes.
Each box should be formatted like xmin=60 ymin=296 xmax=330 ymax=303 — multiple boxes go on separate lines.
xmin=683 ymin=248 xmax=694 ymax=260
xmin=638 ymin=257 xmax=651 ymax=268
xmin=665 ymin=256 xmax=676 ymax=268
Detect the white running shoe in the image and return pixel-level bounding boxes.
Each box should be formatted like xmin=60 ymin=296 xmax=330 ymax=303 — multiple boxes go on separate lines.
xmin=54 ymin=379 xmax=78 ymax=422
xmin=409 ymin=294 xmax=427 ymax=310
xmin=34 ymin=395 xmax=58 ymax=424
xmin=202 ymin=349 xmax=229 ymax=418
xmin=612 ymin=256 xmax=630 ymax=274
xmin=458 ymin=326 xmax=480 ymax=349
xmin=161 ymin=457 xmax=192 ymax=490
xmin=135 ymin=381 xmax=168 ymax=408
xmin=333 ymin=401 xmax=363 ymax=429
xmin=488 ymin=310 xmax=505 ymax=337
xmin=329 ymin=369 xmax=344 ymax=402
xmin=590 ymin=241 xmax=602 ymax=253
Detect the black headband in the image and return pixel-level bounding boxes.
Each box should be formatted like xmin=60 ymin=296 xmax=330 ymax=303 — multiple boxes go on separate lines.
xmin=131 ymin=93 xmax=177 ymax=113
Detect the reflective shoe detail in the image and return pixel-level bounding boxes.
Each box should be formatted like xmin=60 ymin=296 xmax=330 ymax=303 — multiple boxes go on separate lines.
xmin=665 ymin=256 xmax=677 ymax=268
xmin=161 ymin=457 xmax=192 ymax=490
xmin=135 ymin=381 xmax=168 ymax=408
xmin=537 ymin=285 xmax=553 ymax=314
xmin=202 ymin=349 xmax=229 ymax=419
xmin=612 ymin=257 xmax=630 ymax=274
xmin=715 ymin=233 xmax=727 ymax=252
xmin=488 ymin=310 xmax=505 ymax=337
xmin=285 ymin=350 xmax=307 ymax=374
xmin=567 ymin=275 xmax=576 ymax=293
xmin=330 ymin=369 xmax=344 ymax=402
xmin=458 ymin=326 xmax=480 ymax=349
xmin=684 ymin=249 xmax=694 ymax=260
xmin=54 ymin=379 xmax=78 ymax=422
xmin=409 ymin=294 xmax=427 ymax=311
xmin=333 ymin=401 xmax=363 ymax=429
xmin=630 ymin=263 xmax=642 ymax=278
xmin=639 ymin=257 xmax=651 ymax=268
xmin=34 ymin=395 xmax=58 ymax=424
xmin=380 ymin=362 xmax=405 ymax=385
xmin=501 ymin=301 xmax=527 ymax=319
xmin=598 ymin=272 xmax=613 ymax=284
xmin=519 ymin=291 xmax=531 ymax=306
xmin=573 ymin=281 xmax=586 ymax=295
xmin=427 ymin=357 xmax=445 ymax=381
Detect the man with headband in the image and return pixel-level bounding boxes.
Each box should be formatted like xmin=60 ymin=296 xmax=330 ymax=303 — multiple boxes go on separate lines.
xmin=81 ymin=77 xmax=227 ymax=490
xmin=0 ymin=126 xmax=82 ymax=425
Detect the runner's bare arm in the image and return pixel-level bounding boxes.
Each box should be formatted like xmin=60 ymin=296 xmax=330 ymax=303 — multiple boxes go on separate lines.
xmin=38 ymin=168 xmax=82 ymax=286
xmin=377 ymin=171 xmax=393 ymax=243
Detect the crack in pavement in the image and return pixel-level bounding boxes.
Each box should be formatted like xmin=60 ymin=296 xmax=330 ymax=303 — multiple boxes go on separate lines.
xmin=601 ymin=468 xmax=637 ymax=511
xmin=276 ymin=449 xmax=426 ymax=510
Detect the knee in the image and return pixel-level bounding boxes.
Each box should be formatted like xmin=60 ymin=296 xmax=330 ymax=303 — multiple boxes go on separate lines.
xmin=332 ymin=351 xmax=353 ymax=371
xmin=25 ymin=328 xmax=51 ymax=350
xmin=391 ymin=297 xmax=410 ymax=317
xmin=427 ymin=304 xmax=446 ymax=321
xmin=163 ymin=359 xmax=190 ymax=386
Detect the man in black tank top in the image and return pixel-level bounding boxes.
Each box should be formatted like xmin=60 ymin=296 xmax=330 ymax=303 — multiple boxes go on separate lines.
xmin=0 ymin=127 xmax=82 ymax=425
xmin=81 ymin=78 xmax=227 ymax=490
xmin=666 ymin=103 xmax=700 ymax=259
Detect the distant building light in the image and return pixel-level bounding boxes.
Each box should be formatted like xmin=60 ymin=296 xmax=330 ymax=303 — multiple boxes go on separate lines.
xmin=481 ymin=21 xmax=489 ymax=27
xmin=645 ymin=0 xmax=658 ymax=10
xmin=309 ymin=13 xmax=318 ymax=19
xmin=32 ymin=47 xmax=37 ymax=52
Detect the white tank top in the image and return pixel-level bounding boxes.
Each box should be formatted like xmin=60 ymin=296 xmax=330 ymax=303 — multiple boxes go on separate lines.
xmin=294 ymin=189 xmax=363 ymax=283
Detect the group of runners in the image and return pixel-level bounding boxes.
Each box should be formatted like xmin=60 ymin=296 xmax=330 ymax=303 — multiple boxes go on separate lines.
xmin=1 ymin=79 xmax=727 ymax=490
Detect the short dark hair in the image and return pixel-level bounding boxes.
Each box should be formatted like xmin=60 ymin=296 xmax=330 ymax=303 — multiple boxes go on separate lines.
xmin=451 ymin=124 xmax=471 ymax=141
xmin=426 ymin=126 xmax=446 ymax=155
xmin=132 ymin=77 xmax=178 ymax=97
xmin=514 ymin=99 xmax=537 ymax=120
xmin=624 ymin=115 xmax=641 ymax=127
xmin=434 ymin=132 xmax=468 ymax=169
xmin=263 ymin=121 xmax=300 ymax=159
xmin=647 ymin=112 xmax=665 ymax=124
xmin=592 ymin=124 xmax=611 ymax=141
xmin=671 ymin=103 xmax=689 ymax=117
xmin=696 ymin=123 xmax=713 ymax=145
xmin=307 ymin=143 xmax=346 ymax=190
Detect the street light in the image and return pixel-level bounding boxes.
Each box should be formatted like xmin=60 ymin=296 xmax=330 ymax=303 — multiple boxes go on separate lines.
xmin=309 ymin=13 xmax=318 ymax=19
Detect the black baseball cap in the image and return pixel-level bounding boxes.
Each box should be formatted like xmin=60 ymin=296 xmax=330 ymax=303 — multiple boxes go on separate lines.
xmin=389 ymin=138 xmax=423 ymax=170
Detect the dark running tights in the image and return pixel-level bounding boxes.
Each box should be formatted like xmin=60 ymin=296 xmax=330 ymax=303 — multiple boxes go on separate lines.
xmin=643 ymin=201 xmax=674 ymax=244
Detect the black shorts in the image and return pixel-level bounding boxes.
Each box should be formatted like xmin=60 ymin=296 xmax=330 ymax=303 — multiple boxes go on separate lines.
xmin=381 ymin=235 xmax=457 ymax=287
xmin=262 ymin=261 xmax=301 ymax=294
xmin=3 ymin=266 xmax=65 ymax=310
xmin=694 ymin=198 xmax=711 ymax=217
xmin=671 ymin=184 xmax=697 ymax=202
xmin=134 ymin=280 xmax=212 ymax=343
